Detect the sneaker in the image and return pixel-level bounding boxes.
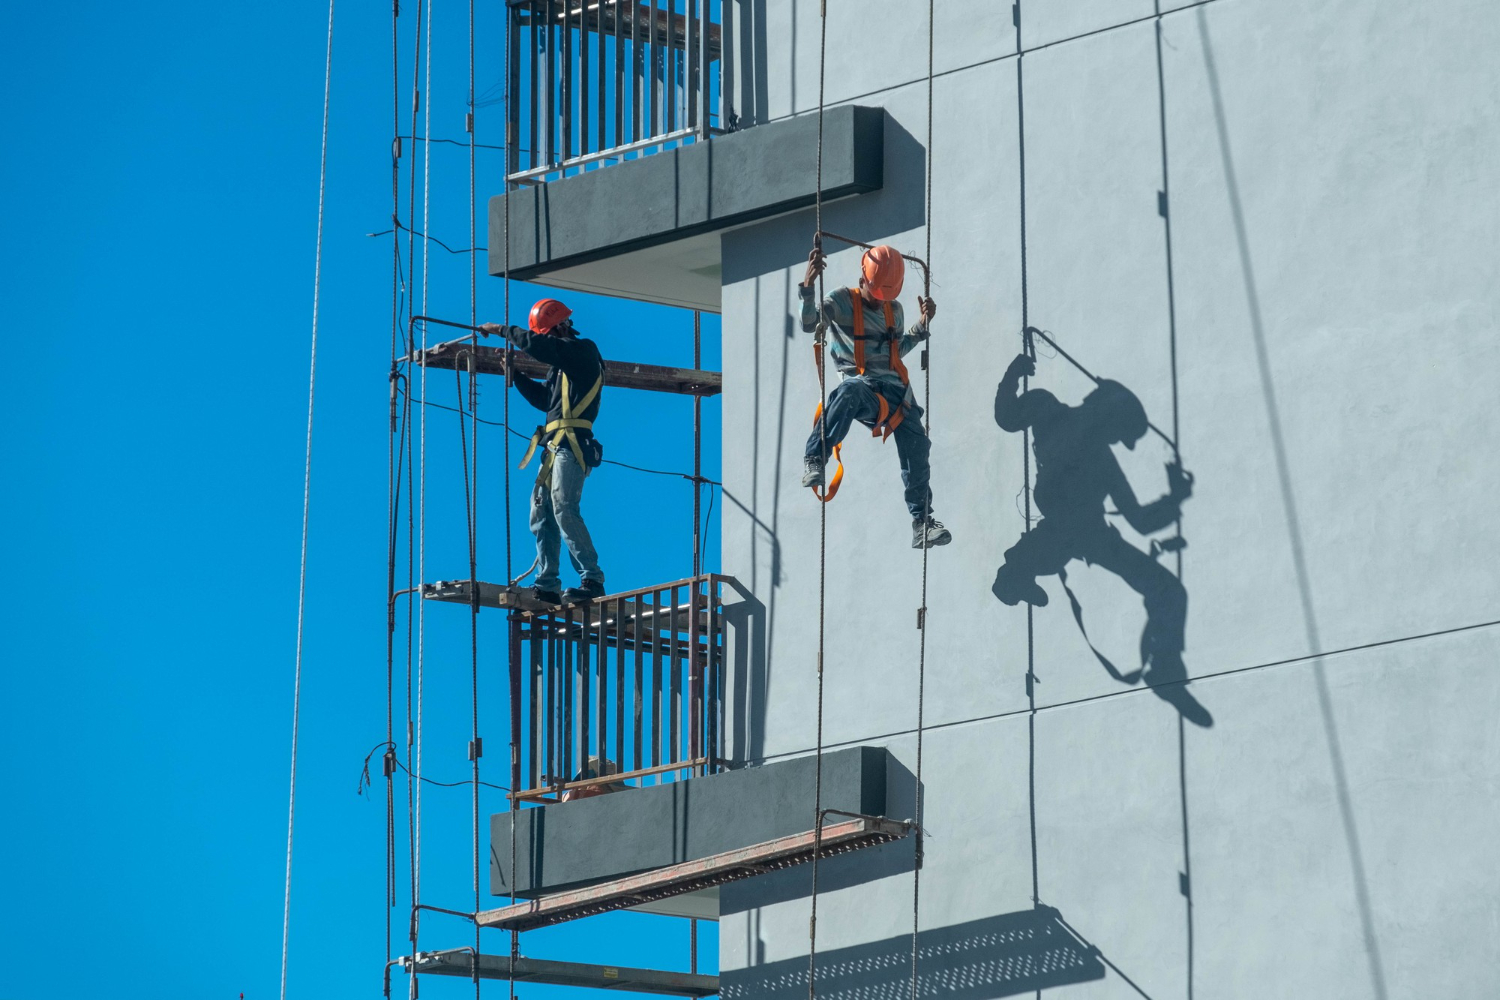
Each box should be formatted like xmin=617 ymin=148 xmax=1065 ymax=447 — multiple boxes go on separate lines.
xmin=531 ymin=588 xmax=562 ymax=606
xmin=801 ymin=456 xmax=825 ymax=488
xmin=991 ymin=565 xmax=1048 ymax=607
xmin=912 ymin=516 xmax=952 ymax=549
xmin=562 ymin=579 xmax=605 ymax=604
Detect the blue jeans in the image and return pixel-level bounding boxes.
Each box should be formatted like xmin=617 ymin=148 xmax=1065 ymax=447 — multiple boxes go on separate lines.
xmin=805 ymin=376 xmax=933 ymax=519
xmin=530 ymin=446 xmax=604 ymax=592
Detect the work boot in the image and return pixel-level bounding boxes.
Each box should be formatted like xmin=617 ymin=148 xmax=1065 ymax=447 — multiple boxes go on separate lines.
xmin=531 ymin=588 xmax=562 ymax=606
xmin=562 ymin=579 xmax=605 ymax=604
xmin=801 ymin=456 xmax=825 ymax=488
xmin=912 ymin=516 xmax=952 ymax=549
xmin=991 ymin=564 xmax=1048 ymax=607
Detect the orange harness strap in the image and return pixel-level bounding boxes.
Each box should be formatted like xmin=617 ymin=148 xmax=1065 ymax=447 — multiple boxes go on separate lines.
xmin=851 ymin=290 xmax=908 ymax=441
xmin=808 ymin=289 xmax=910 ymax=502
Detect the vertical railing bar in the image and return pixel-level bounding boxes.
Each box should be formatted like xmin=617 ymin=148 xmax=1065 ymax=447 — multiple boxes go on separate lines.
xmin=613 ymin=0 xmax=624 ymax=148
xmin=534 ymin=617 xmax=546 ymax=791
xmin=650 ymin=588 xmax=662 ymax=773
xmin=545 ymin=616 xmax=556 ymax=785
xmin=633 ymin=594 xmax=644 ymax=773
xmin=508 ymin=614 xmax=523 ymax=800
xmin=563 ymin=0 xmax=574 ymax=162
xmin=544 ymin=0 xmax=556 ymax=166
xmin=596 ymin=597 xmax=608 ymax=774
xmin=614 ymin=596 xmax=625 ymax=776
xmin=688 ymin=577 xmax=702 ymax=763
xmin=665 ymin=0 xmax=676 ymax=135
xmin=647 ymin=0 xmax=659 ymax=140
xmin=508 ymin=4 xmax=521 ymax=175
xmin=717 ymin=0 xmax=729 ymax=132
xmin=706 ymin=581 xmax=718 ymax=774
xmin=579 ymin=0 xmax=590 ymax=156
xmin=562 ymin=605 xmax=575 ymax=782
xmin=580 ymin=600 xmax=593 ymax=777
xmin=668 ymin=584 xmax=681 ymax=772
xmin=630 ymin=0 xmax=642 ymax=144
xmin=685 ymin=0 xmax=696 ymax=131
xmin=596 ymin=0 xmax=607 ymax=152
xmin=698 ymin=0 xmax=711 ymax=134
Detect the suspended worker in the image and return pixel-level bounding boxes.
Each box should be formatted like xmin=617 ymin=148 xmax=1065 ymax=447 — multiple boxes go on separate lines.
xmin=479 ymin=298 xmax=606 ymax=605
xmin=799 ymin=245 xmax=951 ymax=549
xmin=991 ymin=351 xmax=1209 ymax=726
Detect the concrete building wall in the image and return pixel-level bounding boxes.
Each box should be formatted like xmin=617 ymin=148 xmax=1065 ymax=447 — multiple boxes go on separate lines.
xmin=718 ymin=0 xmax=1500 ymax=996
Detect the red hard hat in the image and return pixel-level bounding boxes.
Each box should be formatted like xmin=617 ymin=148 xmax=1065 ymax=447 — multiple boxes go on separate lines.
xmin=860 ymin=245 xmax=905 ymax=301
xmin=529 ymin=298 xmax=573 ymax=333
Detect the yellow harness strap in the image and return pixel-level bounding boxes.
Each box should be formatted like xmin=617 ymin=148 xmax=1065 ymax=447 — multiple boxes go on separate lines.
xmin=519 ymin=367 xmax=604 ymax=487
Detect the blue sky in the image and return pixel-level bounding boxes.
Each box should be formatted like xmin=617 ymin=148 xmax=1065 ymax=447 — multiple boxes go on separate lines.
xmin=2 ymin=4 xmax=721 ymax=998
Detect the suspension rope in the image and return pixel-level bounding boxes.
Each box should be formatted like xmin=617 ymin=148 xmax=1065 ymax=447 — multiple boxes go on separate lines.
xmin=281 ymin=5 xmax=334 ymax=1000
xmin=909 ymin=5 xmax=935 ymax=997
xmin=807 ymin=0 xmax=831 ymax=994
xmin=466 ymin=1 xmax=484 ymax=996
xmin=503 ymin=7 xmax=521 ymax=1000
xmin=409 ymin=0 xmax=434 ymax=992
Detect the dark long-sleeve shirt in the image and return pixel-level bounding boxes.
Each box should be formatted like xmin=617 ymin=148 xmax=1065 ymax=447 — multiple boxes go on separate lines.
xmin=502 ymin=325 xmax=605 ymax=434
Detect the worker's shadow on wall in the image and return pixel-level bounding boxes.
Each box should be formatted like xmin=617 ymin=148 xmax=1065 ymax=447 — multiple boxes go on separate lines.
xmin=720 ymin=113 xmax=928 ymax=286
xmin=992 ymin=366 xmax=1212 ymax=728
xmin=720 ymin=906 xmax=1105 ymax=1000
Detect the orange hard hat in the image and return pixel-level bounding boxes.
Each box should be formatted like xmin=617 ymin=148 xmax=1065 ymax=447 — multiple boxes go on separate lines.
xmin=529 ymin=298 xmax=572 ymax=333
xmin=860 ymin=245 xmax=905 ymax=301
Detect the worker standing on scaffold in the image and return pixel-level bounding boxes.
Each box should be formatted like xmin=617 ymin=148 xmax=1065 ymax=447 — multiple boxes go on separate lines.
xmin=799 ymin=245 xmax=951 ymax=549
xmin=480 ymin=298 xmax=606 ymax=606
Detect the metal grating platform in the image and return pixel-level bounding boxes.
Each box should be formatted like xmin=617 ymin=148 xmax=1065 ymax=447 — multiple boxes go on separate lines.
xmin=404 ymin=950 xmax=719 ymax=997
xmin=477 ymin=814 xmax=914 ymax=932
xmin=410 ymin=339 xmax=721 ymax=396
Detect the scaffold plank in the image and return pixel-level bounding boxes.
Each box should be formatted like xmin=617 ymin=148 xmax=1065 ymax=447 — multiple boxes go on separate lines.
xmin=409 ymin=340 xmax=722 ymax=396
xmin=476 ymin=815 xmax=913 ymax=932
xmin=404 ymin=950 xmax=719 ymax=997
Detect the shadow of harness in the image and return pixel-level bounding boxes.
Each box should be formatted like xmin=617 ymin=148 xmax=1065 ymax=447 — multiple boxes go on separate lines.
xmin=518 ymin=364 xmax=604 ymax=489
xmin=810 ymin=289 xmax=913 ymax=502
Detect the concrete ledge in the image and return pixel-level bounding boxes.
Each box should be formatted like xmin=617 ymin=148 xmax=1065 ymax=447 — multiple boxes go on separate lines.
xmin=487 ymin=105 xmax=885 ymax=309
xmin=490 ymin=745 xmax=903 ymax=899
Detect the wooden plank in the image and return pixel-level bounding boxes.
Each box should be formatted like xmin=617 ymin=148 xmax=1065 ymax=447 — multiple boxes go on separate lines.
xmin=409 ymin=340 xmax=722 ymax=396
xmin=516 ymin=755 xmax=712 ymax=801
xmin=405 ymin=951 xmax=720 ymax=997
xmin=476 ymin=815 xmax=913 ymax=931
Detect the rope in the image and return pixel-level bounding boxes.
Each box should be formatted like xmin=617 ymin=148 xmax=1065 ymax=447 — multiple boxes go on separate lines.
xmin=909 ymin=5 xmax=935 ymax=997
xmin=503 ymin=9 xmax=520 ymax=1000
xmin=807 ymin=0 xmax=830 ymax=995
xmin=281 ymin=5 xmax=334 ymax=1000
xmin=410 ymin=0 xmax=434 ymax=990
xmin=466 ymin=2 xmax=483 ymax=997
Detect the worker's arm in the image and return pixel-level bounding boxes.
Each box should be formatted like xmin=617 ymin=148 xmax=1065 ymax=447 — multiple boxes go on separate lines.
xmin=510 ymin=370 xmax=551 ymax=413
xmin=995 ymin=353 xmax=1051 ymax=431
xmin=481 ymin=323 xmax=598 ymax=385
xmin=899 ymin=297 xmax=936 ymax=353
xmin=797 ymin=248 xmax=836 ymax=334
xmin=1110 ymin=460 xmax=1193 ymax=534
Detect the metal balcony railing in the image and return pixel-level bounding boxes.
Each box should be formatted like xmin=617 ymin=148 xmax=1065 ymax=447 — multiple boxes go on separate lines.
xmin=507 ymin=574 xmax=729 ymax=802
xmin=505 ymin=0 xmax=729 ymax=184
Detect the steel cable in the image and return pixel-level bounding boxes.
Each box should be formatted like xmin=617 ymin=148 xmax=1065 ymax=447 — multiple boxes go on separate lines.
xmin=281 ymin=5 xmax=335 ymax=1000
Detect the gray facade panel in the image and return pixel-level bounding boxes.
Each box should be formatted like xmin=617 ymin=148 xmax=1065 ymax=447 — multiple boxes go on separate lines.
xmin=718 ymin=0 xmax=1500 ymax=997
xmin=491 ymin=745 xmax=903 ymax=897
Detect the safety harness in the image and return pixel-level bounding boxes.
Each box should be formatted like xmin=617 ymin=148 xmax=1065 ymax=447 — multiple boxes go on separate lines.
xmin=518 ymin=363 xmax=604 ymax=488
xmin=811 ymin=288 xmax=913 ymax=502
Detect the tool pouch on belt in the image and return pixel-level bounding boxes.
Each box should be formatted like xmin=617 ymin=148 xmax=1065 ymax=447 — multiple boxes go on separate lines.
xmin=581 ymin=436 xmax=604 ymax=470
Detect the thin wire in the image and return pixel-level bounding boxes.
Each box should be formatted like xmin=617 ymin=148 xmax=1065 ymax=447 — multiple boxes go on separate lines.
xmin=281 ymin=5 xmax=334 ymax=1000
